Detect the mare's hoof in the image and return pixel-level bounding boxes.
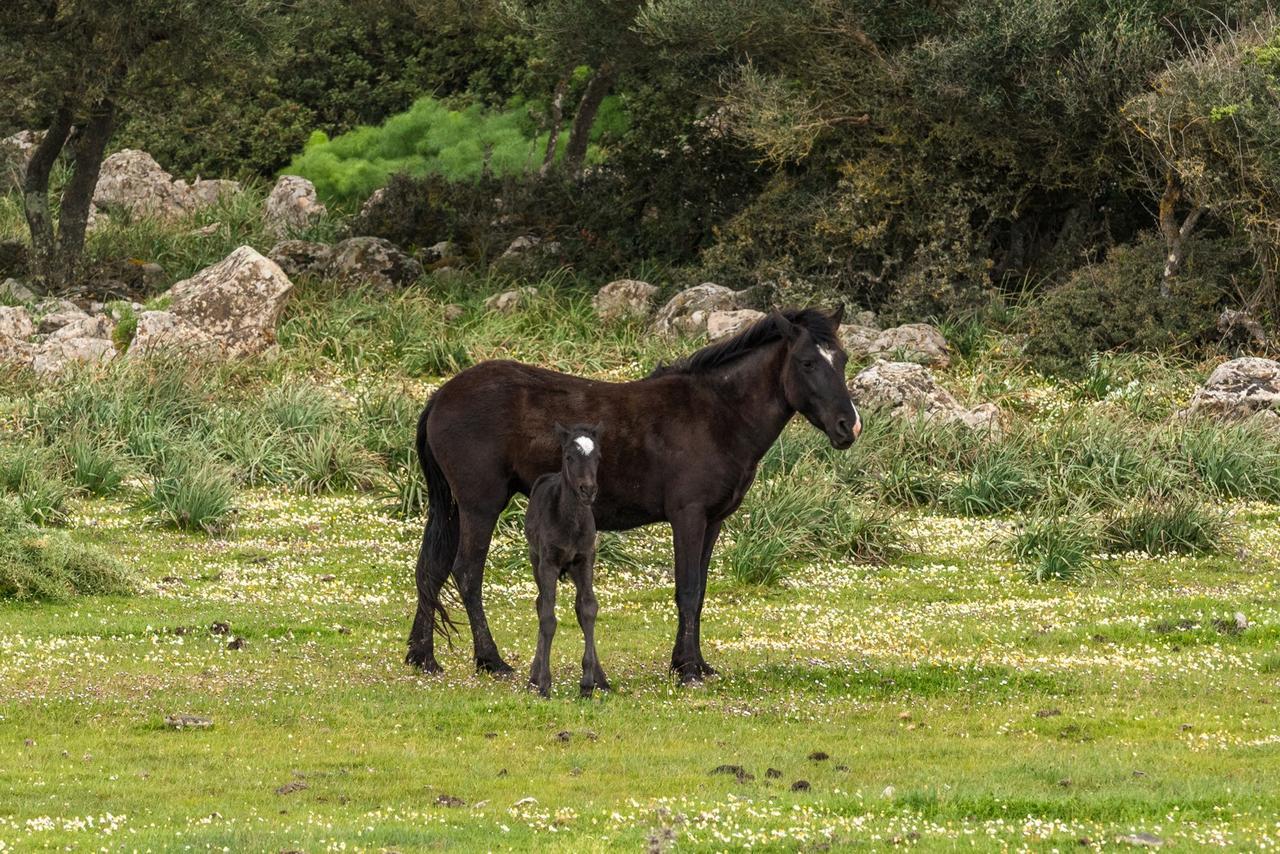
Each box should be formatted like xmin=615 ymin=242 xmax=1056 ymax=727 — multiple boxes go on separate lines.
xmin=579 ymin=685 xmax=594 ymax=699
xmin=406 ymin=648 xmax=444 ymax=674
xmin=477 ymin=658 xmax=516 ymax=677
xmin=529 ymin=680 xmax=551 ymax=698
xmin=697 ymin=660 xmax=719 ymax=678
xmin=672 ymin=661 xmax=704 ymax=686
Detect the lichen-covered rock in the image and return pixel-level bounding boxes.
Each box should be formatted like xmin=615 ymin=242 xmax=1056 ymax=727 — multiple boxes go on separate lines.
xmin=0 ymin=306 xmax=34 ymax=341
xmin=264 ymin=175 xmax=326 ymax=237
xmin=166 ymin=246 xmax=294 ymax=357
xmin=501 ymin=235 xmax=541 ymax=258
xmin=35 ymin=300 xmax=91 ymax=335
xmin=128 ymin=310 xmax=219 ymax=359
xmin=651 ymin=283 xmax=753 ymax=337
xmin=0 ymin=278 xmax=34 ymax=302
xmin=707 ymin=309 xmax=766 ymax=341
xmin=838 ymin=323 xmax=880 ymax=357
xmin=484 ymin=287 xmax=538 ymax=314
xmin=849 ymin=360 xmax=1000 ymax=433
xmin=45 ymin=314 xmax=113 ymax=342
xmin=328 ymin=237 xmax=423 ymax=289
xmin=269 ymin=240 xmax=332 ymax=278
xmin=32 ymin=334 xmax=115 ymax=377
xmin=592 ymin=279 xmax=659 ymax=323
xmin=868 ymin=323 xmax=951 ymax=367
xmin=1182 ymin=357 xmax=1280 ymax=420
xmin=92 ymin=150 xmax=239 ymax=221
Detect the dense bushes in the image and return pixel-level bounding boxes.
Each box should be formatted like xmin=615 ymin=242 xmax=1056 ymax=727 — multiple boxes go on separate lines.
xmin=1022 ymin=234 xmax=1243 ymax=375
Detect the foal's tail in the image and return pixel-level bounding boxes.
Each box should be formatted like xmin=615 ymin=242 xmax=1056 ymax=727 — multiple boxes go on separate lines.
xmin=416 ymin=395 xmax=459 ymax=641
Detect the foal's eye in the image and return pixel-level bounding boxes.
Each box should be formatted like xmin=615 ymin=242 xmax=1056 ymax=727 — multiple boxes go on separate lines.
xmin=801 ymin=360 xmax=816 ymax=371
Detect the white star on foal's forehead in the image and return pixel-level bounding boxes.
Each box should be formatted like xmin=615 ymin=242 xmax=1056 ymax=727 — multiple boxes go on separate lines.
xmin=818 ymin=346 xmax=836 ymax=367
xmin=574 ymin=436 xmax=595 ymax=455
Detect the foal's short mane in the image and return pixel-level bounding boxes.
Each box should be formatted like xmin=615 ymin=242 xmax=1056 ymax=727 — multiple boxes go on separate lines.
xmin=649 ymin=308 xmax=840 ymax=377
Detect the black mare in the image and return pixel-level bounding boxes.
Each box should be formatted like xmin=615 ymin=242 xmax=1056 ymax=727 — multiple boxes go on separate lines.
xmin=406 ymin=307 xmax=861 ymax=683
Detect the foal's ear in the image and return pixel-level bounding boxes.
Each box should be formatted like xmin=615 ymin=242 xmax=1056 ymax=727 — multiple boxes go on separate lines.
xmin=829 ymin=304 xmax=845 ymax=327
xmin=772 ymin=311 xmax=801 ymax=343
xmin=553 ymin=422 xmax=570 ymax=443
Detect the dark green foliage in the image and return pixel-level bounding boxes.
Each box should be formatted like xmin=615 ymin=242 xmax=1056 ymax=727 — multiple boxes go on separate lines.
xmin=0 ymin=496 xmax=134 ymax=600
xmin=0 ymin=442 xmax=73 ymax=525
xmin=1023 ymin=234 xmax=1242 ymax=375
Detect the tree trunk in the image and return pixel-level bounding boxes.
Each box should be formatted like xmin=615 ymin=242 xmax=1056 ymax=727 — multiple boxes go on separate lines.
xmin=1158 ymin=172 xmax=1203 ymax=298
xmin=22 ymin=107 xmax=73 ymax=293
xmin=563 ymin=64 xmax=614 ymax=180
xmin=539 ymin=73 xmax=570 ymax=177
xmin=53 ymin=100 xmax=116 ymax=287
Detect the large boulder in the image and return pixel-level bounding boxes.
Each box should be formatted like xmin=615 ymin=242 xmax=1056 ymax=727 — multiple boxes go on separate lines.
xmin=707 ymin=309 xmax=766 ymax=341
xmin=165 ymin=246 xmax=294 ymax=357
xmin=32 ymin=320 xmax=116 ymax=377
xmin=838 ymin=323 xmax=880 ymax=357
xmin=92 ymin=150 xmax=239 ymax=221
xmin=1181 ymin=357 xmax=1280 ymax=420
xmin=269 ymin=239 xmax=332 ymax=279
xmin=651 ymin=283 xmax=754 ymax=337
xmin=328 ymin=237 xmax=423 ymax=289
xmin=849 ymin=360 xmax=1000 ymax=433
xmin=1 ymin=130 xmax=42 ymax=191
xmin=34 ymin=299 xmax=91 ymax=335
xmin=128 ymin=310 xmax=219 ymax=359
xmin=0 ymin=306 xmax=34 ymax=341
xmin=867 ymin=323 xmax=951 ymax=368
xmin=592 ymin=279 xmax=659 ymax=323
xmin=264 ymin=176 xmax=326 ymax=237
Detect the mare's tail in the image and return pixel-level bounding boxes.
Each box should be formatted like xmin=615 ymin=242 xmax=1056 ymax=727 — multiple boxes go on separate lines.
xmin=415 ymin=395 xmax=459 ymax=642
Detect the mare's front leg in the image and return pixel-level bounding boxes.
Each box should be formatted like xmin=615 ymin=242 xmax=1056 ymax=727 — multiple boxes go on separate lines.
xmin=669 ymin=506 xmax=708 ymax=684
xmin=454 ymin=505 xmax=513 ymax=675
xmin=694 ymin=518 xmax=723 ymax=678
xmin=528 ymin=550 xmax=558 ymax=697
xmin=571 ymin=555 xmax=609 ymax=697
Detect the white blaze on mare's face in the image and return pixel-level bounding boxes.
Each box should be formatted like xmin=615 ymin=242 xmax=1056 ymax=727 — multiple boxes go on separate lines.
xmin=574 ymin=436 xmax=595 ymax=456
xmin=818 ymin=346 xmax=836 ymax=368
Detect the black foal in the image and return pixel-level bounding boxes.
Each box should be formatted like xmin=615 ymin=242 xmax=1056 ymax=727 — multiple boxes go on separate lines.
xmin=523 ymin=423 xmax=609 ymax=698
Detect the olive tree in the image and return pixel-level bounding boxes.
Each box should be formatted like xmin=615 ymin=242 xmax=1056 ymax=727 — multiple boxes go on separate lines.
xmin=0 ymin=0 xmax=270 ymax=292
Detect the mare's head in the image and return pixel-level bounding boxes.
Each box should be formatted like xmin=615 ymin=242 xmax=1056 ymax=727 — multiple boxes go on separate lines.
xmin=776 ymin=307 xmax=861 ymax=449
xmin=554 ymin=423 xmax=602 ymax=505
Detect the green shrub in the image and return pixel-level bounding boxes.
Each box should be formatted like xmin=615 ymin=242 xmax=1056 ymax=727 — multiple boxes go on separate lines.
xmin=286 ymin=95 xmax=617 ymax=205
xmin=139 ymin=451 xmax=236 ymax=533
xmin=1023 ymin=233 xmax=1245 ymax=376
xmin=0 ymin=497 xmax=134 ymax=601
xmin=1010 ymin=509 xmax=1099 ymax=582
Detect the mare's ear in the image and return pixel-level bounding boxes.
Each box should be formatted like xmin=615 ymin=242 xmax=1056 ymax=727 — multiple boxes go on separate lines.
xmin=553 ymin=422 xmax=570 ymax=444
xmin=829 ymin=304 xmax=845 ymax=326
xmin=772 ymin=311 xmax=801 ymax=343
xmin=590 ymin=422 xmax=604 ymax=439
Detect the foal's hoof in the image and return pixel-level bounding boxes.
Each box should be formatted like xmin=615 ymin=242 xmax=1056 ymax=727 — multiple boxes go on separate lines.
xmin=477 ymin=657 xmax=516 ymax=677
xmin=672 ymin=661 xmax=704 ymax=686
xmin=529 ymin=680 xmax=551 ymax=698
xmin=696 ymin=660 xmax=719 ymax=678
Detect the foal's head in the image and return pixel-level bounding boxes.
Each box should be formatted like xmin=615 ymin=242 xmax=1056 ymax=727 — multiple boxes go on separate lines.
xmin=776 ymin=307 xmax=861 ymax=450
xmin=554 ymin=423 xmax=602 ymax=505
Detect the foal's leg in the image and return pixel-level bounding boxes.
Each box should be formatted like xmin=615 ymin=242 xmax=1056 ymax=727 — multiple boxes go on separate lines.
xmin=693 ymin=518 xmax=723 ymax=678
xmin=406 ymin=507 xmax=456 ymax=673
xmin=529 ymin=551 xmax=558 ymax=698
xmin=453 ymin=504 xmax=513 ymax=674
xmin=668 ymin=505 xmax=708 ymax=684
xmin=572 ymin=555 xmax=608 ymax=697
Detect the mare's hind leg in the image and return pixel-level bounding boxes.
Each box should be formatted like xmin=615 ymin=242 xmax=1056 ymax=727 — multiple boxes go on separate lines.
xmin=528 ymin=552 xmax=558 ymax=697
xmin=572 ymin=555 xmax=609 ymax=697
xmin=453 ymin=505 xmax=513 ymax=674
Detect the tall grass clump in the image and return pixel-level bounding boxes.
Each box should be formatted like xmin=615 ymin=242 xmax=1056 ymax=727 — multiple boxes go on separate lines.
xmin=0 ymin=442 xmax=74 ymax=525
xmin=0 ymin=497 xmax=135 ymax=600
xmin=1102 ymin=495 xmax=1229 ymax=557
xmin=1178 ymin=420 xmax=1280 ymax=501
xmin=944 ymin=442 xmax=1040 ymax=516
xmin=1010 ymin=508 xmax=1099 ymax=582
xmin=139 ymin=450 xmax=236 ymax=533
xmin=60 ymin=431 xmax=132 ymax=497
xmin=719 ymin=466 xmax=902 ymax=585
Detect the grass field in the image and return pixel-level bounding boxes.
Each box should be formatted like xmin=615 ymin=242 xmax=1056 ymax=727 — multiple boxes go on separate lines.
xmin=2 ymin=481 xmax=1278 ymax=850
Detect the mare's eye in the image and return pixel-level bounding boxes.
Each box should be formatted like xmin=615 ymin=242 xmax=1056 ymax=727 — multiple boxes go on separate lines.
xmin=801 ymin=360 xmax=816 ymax=370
